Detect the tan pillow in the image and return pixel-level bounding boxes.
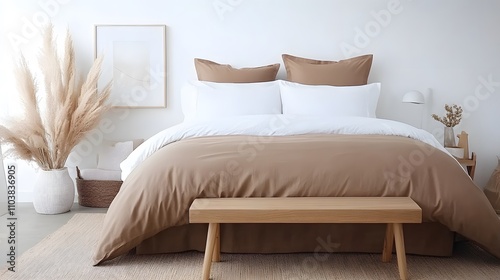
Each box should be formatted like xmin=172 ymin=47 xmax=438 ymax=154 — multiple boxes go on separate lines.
xmin=194 ymin=58 xmax=280 ymax=83
xmin=282 ymin=54 xmax=373 ymax=86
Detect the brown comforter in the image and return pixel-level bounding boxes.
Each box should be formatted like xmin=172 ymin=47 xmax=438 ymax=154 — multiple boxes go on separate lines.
xmin=93 ymin=134 xmax=500 ymax=264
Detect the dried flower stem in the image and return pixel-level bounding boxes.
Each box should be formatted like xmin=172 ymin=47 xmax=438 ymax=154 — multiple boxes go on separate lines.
xmin=0 ymin=24 xmax=111 ymax=170
xmin=431 ymin=104 xmax=463 ymax=127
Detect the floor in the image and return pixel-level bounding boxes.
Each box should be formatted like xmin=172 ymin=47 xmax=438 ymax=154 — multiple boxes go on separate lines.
xmin=0 ymin=203 xmax=107 ymax=256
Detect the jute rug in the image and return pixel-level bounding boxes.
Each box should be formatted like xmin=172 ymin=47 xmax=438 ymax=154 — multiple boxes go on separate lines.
xmin=1 ymin=214 xmax=500 ymax=280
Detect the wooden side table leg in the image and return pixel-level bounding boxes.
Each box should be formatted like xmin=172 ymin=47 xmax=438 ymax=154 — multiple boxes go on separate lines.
xmin=203 ymin=223 xmax=218 ymax=280
xmin=212 ymin=223 xmax=221 ymax=262
xmin=382 ymin=223 xmax=394 ymax=262
xmin=393 ymin=223 xmax=408 ymax=280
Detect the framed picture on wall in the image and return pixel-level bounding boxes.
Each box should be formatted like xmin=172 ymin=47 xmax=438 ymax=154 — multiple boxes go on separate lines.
xmin=95 ymin=24 xmax=166 ymax=108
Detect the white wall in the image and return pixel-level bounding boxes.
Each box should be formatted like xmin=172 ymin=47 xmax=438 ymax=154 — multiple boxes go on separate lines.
xmin=1 ymin=0 xmax=499 ymax=201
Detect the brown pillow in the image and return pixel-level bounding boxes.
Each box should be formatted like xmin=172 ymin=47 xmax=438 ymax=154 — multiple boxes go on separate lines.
xmin=194 ymin=58 xmax=280 ymax=83
xmin=282 ymin=54 xmax=373 ymax=86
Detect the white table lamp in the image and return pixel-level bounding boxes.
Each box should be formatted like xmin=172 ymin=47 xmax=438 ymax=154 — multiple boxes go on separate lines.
xmin=402 ymin=90 xmax=425 ymax=104
xmin=402 ymin=90 xmax=426 ymax=129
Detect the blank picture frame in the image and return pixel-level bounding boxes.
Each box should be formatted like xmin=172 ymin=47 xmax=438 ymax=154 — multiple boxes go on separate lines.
xmin=95 ymin=25 xmax=166 ymax=108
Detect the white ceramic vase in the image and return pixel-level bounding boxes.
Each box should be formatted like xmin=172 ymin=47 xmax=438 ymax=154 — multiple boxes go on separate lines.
xmin=33 ymin=167 xmax=75 ymax=214
xmin=443 ymin=127 xmax=456 ymax=147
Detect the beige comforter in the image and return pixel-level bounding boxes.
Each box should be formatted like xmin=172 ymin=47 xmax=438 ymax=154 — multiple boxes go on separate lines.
xmin=93 ymin=134 xmax=500 ymax=264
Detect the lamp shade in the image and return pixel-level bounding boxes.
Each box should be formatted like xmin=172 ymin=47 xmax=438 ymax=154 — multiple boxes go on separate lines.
xmin=402 ymin=90 xmax=425 ymax=104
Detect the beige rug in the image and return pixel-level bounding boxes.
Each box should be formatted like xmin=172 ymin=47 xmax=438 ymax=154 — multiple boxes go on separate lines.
xmin=1 ymin=214 xmax=500 ymax=280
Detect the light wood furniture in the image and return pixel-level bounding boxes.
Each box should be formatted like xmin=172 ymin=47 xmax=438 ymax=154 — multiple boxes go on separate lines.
xmin=455 ymin=131 xmax=476 ymax=179
xmin=457 ymin=152 xmax=477 ymax=180
xmin=189 ymin=197 xmax=422 ymax=280
xmin=457 ymin=131 xmax=469 ymax=160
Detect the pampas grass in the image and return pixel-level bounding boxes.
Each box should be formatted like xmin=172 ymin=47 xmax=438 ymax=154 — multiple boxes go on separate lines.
xmin=0 ymin=25 xmax=111 ymax=170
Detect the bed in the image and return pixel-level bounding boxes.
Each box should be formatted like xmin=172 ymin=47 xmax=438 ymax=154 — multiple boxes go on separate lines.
xmin=92 ymin=112 xmax=500 ymax=264
xmin=92 ymin=57 xmax=500 ymax=265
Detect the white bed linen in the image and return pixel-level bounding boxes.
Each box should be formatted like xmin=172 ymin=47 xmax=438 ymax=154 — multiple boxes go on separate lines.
xmin=181 ymin=81 xmax=281 ymax=121
xmin=279 ymin=81 xmax=380 ymax=118
xmin=120 ymin=115 xmax=448 ymax=180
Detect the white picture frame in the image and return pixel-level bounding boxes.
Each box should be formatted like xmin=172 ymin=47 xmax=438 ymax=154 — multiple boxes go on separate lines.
xmin=95 ymin=25 xmax=166 ymax=108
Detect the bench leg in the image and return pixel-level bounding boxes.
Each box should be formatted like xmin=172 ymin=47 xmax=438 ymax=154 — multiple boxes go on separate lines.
xmin=382 ymin=223 xmax=394 ymax=262
xmin=393 ymin=223 xmax=408 ymax=280
xmin=212 ymin=223 xmax=220 ymax=262
xmin=202 ymin=223 xmax=218 ymax=280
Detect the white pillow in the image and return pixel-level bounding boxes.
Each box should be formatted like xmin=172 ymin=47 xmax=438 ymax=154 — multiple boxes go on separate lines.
xmin=97 ymin=141 xmax=134 ymax=171
xmin=279 ymin=80 xmax=381 ymax=118
xmin=181 ymin=83 xmax=198 ymax=121
xmin=181 ymin=80 xmax=282 ymax=121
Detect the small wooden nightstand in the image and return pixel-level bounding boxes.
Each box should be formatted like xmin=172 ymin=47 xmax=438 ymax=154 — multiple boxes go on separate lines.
xmin=456 ymin=152 xmax=477 ymax=179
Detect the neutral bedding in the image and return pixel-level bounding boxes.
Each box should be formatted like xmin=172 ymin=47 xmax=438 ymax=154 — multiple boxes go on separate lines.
xmin=93 ymin=115 xmax=500 ymax=264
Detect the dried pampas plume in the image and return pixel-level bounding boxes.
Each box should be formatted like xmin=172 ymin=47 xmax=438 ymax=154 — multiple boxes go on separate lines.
xmin=0 ymin=24 xmax=112 ymax=170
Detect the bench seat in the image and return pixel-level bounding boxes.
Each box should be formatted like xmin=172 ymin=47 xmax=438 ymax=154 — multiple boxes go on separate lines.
xmin=189 ymin=197 xmax=422 ymax=280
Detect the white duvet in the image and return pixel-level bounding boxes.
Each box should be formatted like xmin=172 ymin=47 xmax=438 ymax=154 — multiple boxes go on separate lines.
xmin=120 ymin=115 xmax=448 ymax=181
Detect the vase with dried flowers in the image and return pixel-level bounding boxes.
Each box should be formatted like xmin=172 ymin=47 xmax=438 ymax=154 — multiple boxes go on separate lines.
xmin=0 ymin=25 xmax=111 ymax=214
xmin=431 ymin=104 xmax=463 ymax=147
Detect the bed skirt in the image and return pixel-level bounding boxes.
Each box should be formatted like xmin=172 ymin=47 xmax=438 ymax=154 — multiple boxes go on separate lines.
xmin=136 ymin=223 xmax=454 ymax=257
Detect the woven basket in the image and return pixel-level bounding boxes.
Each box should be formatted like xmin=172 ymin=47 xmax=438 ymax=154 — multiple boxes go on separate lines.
xmin=75 ymin=167 xmax=122 ymax=208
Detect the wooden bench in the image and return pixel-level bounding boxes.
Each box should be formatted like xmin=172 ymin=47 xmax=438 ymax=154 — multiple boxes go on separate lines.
xmin=189 ymin=197 xmax=422 ymax=280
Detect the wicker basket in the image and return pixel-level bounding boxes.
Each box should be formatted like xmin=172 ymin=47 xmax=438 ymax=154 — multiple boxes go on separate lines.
xmin=75 ymin=167 xmax=122 ymax=208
